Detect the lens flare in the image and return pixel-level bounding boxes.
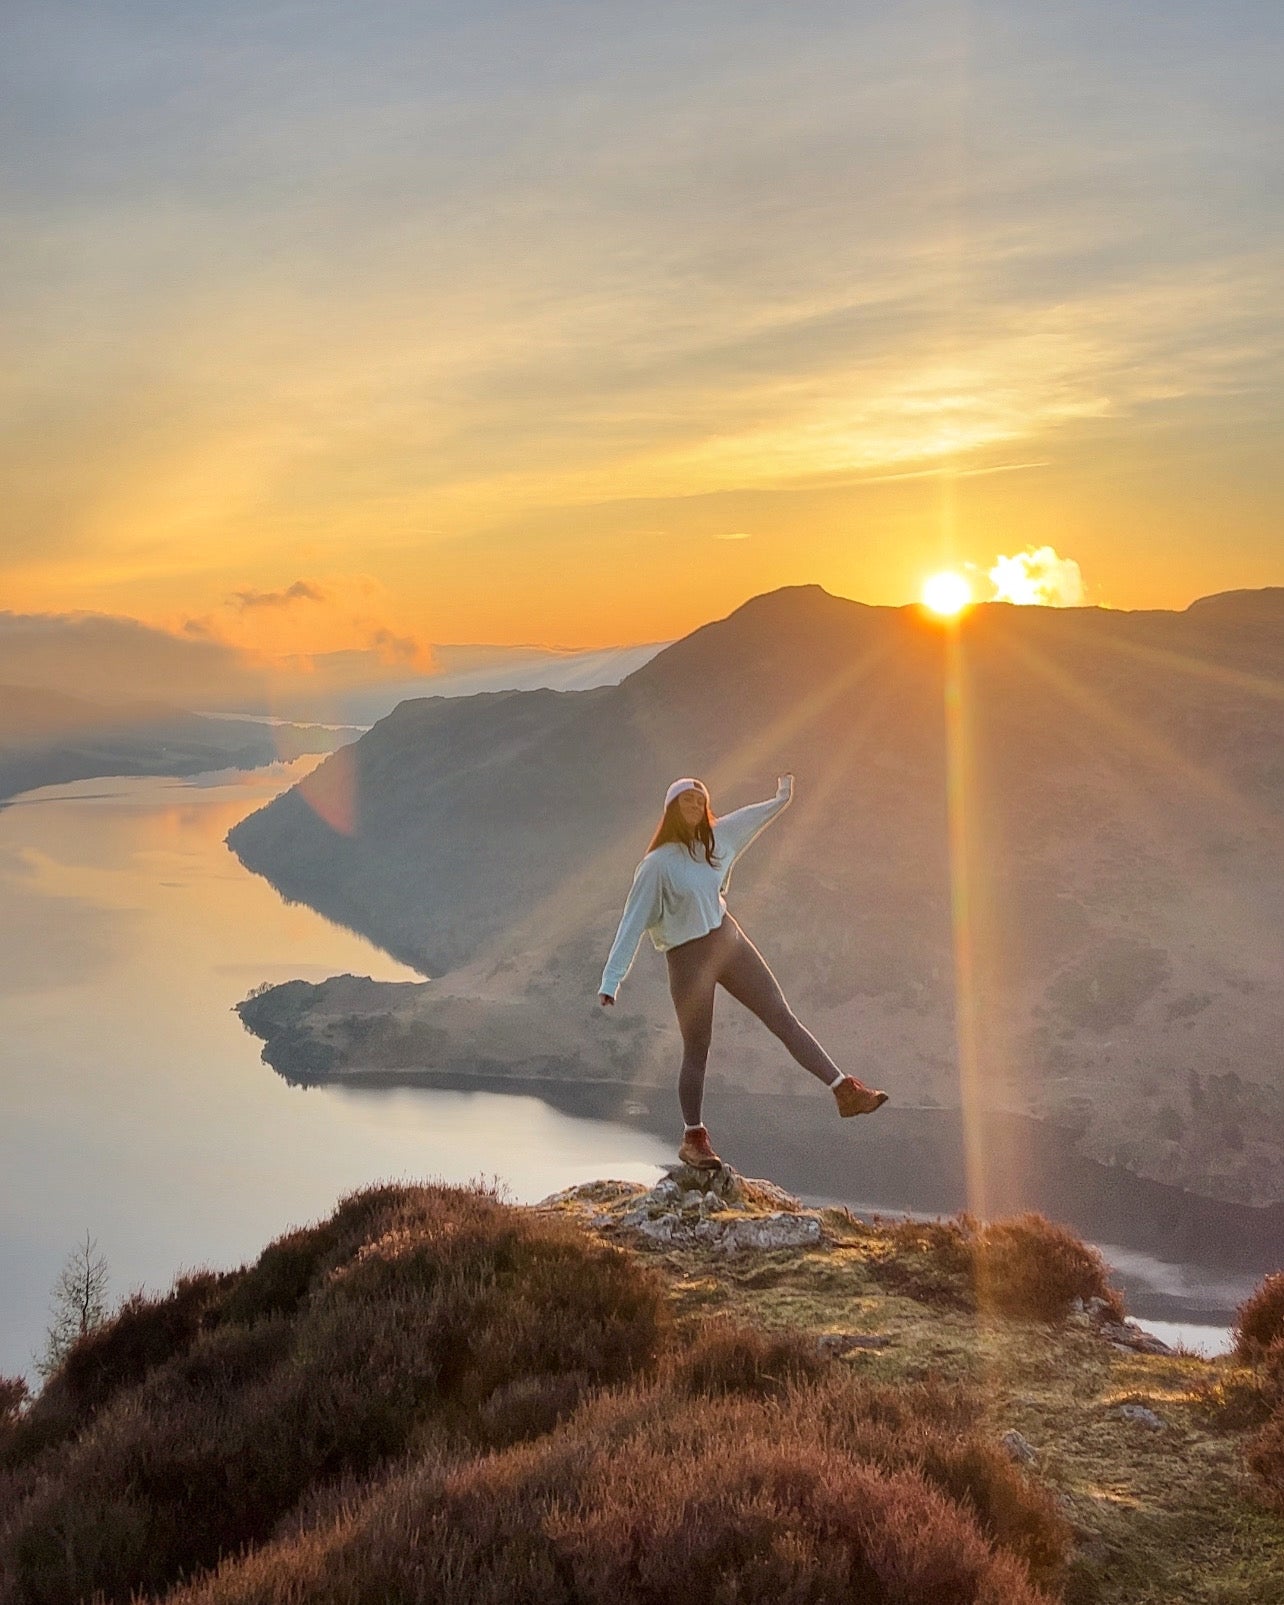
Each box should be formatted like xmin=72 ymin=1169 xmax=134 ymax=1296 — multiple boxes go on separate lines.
xmin=922 ymin=571 xmax=973 ymax=617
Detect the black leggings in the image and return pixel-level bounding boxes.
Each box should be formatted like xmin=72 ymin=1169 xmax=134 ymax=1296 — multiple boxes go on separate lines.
xmin=665 ymin=913 xmax=842 ymax=1127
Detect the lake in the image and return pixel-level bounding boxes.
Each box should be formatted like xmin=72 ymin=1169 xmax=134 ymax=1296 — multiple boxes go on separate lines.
xmin=0 ymin=765 xmax=1240 ymax=1380
xmin=0 ymin=765 xmax=671 ymax=1383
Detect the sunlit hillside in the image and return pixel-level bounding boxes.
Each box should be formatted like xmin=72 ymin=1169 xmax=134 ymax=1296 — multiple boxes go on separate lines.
xmin=229 ymin=585 xmax=1284 ymax=1210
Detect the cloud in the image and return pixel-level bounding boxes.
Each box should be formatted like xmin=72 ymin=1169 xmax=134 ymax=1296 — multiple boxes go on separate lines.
xmin=988 ymin=547 xmax=1086 ymax=607
xmin=712 ymin=531 xmax=752 ymax=541
xmin=0 ymin=590 xmax=434 ymax=714
xmin=188 ymin=574 xmax=434 ymax=676
xmin=0 ymin=610 xmax=264 ymax=708
xmin=231 ymin=580 xmax=327 ymax=610
xmin=367 ymin=626 xmax=430 ymax=667
xmin=2 ymin=5 xmax=1278 ymax=622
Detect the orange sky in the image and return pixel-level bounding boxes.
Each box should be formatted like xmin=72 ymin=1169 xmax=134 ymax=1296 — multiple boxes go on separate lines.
xmin=4 ymin=2 xmax=1281 ymax=657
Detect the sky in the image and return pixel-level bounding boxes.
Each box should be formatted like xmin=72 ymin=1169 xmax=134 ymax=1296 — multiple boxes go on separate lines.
xmin=3 ymin=0 xmax=1281 ymax=666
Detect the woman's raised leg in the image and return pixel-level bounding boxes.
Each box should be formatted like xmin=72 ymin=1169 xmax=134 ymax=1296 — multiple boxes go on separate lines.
xmin=716 ymin=920 xmax=843 ymax=1087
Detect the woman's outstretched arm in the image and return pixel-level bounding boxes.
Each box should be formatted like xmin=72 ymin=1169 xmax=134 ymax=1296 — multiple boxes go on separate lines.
xmin=598 ymin=853 xmax=664 ymax=1000
xmin=714 ymin=773 xmax=794 ymax=866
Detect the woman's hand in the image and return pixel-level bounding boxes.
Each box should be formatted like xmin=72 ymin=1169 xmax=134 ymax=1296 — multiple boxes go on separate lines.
xmin=598 ymin=992 xmax=615 ymax=1007
xmin=777 ymin=771 xmax=794 ymax=794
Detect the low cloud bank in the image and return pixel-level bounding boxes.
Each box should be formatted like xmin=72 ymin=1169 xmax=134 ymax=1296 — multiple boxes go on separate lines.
xmin=0 ymin=610 xmax=664 ymax=728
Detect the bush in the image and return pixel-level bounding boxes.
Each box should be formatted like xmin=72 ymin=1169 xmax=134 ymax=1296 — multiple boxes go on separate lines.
xmin=864 ymin=1213 xmax=1122 ymax=1323
xmin=0 ymin=1190 xmax=1081 ymax=1605
xmin=166 ymin=1380 xmax=1063 ymax=1605
xmin=1204 ymin=1339 xmax=1284 ymax=1435
xmin=0 ymin=1183 xmax=668 ymax=1605
xmin=667 ymin=1319 xmax=829 ymax=1399
xmin=1263 ymin=1340 xmax=1284 ymax=1401
xmin=1190 ymin=1365 xmax=1278 ymax=1432
xmin=51 ymin=1269 xmax=232 ymax=1415
xmin=971 ymin=1215 xmax=1123 ymax=1323
xmin=1234 ymin=1271 xmax=1284 ymax=1360
xmin=1248 ymin=1407 xmax=1284 ymax=1511
xmin=796 ymin=1372 xmax=1069 ymax=1588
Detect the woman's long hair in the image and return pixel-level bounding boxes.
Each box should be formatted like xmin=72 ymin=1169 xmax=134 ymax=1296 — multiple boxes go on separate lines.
xmin=647 ymin=792 xmax=720 ymax=866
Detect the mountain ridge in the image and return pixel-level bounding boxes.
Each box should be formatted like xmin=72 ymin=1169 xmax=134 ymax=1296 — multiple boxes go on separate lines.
xmin=228 ymin=584 xmax=1284 ymax=1209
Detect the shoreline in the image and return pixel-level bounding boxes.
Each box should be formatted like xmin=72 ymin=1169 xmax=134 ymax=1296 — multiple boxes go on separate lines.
xmin=268 ymin=1060 xmax=1277 ymax=1305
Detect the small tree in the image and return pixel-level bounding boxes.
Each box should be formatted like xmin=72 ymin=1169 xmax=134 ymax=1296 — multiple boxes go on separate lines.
xmin=37 ymin=1231 xmax=111 ymax=1379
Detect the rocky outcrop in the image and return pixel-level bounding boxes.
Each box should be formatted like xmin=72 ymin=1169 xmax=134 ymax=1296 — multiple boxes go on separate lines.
xmin=541 ymin=1168 xmax=1180 ymax=1363
xmin=544 ymin=1166 xmax=823 ymax=1255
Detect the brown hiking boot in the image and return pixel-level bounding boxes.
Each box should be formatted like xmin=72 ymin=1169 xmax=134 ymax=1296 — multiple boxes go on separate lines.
xmin=833 ymin=1077 xmax=889 ymax=1118
xmin=678 ymin=1125 xmax=723 ymax=1169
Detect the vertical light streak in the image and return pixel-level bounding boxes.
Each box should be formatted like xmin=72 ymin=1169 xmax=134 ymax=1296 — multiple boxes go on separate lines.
xmin=943 ymin=619 xmax=990 ymax=1222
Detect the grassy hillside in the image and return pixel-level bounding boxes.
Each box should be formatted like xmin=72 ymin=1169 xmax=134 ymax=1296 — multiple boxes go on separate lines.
xmin=2 ymin=1178 xmax=1283 ymax=1604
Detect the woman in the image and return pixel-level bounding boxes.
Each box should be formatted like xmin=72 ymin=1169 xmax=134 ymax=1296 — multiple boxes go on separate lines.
xmin=598 ymin=773 xmax=887 ymax=1169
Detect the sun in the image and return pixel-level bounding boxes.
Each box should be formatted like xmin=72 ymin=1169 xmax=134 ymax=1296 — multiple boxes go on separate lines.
xmin=921 ymin=571 xmax=973 ymax=617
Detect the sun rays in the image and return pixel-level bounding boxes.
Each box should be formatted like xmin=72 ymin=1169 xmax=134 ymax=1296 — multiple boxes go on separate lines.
xmin=931 ymin=603 xmax=1283 ymax=1236
xmin=299 ymin=589 xmax=1282 ymax=1255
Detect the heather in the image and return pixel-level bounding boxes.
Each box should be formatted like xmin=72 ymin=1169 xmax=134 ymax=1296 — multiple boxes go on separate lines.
xmin=3 ymin=1179 xmax=1283 ymax=1605
xmin=866 ymin=1211 xmax=1125 ymax=1322
xmin=0 ymin=1183 xmax=666 ymax=1605
xmin=1233 ymin=1269 xmax=1284 ymax=1359
xmin=170 ymin=1380 xmax=1059 ymax=1605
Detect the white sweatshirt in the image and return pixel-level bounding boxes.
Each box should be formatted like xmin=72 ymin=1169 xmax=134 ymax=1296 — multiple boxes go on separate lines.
xmin=599 ymin=776 xmax=794 ymax=998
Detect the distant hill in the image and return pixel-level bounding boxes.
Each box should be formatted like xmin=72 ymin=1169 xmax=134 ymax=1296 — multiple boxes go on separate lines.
xmin=1186 ymin=586 xmax=1284 ymax=623
xmin=294 ymin=639 xmax=669 ymax=726
xmin=228 ymin=586 xmax=1284 ymax=1207
xmin=0 ymin=685 xmax=351 ymax=802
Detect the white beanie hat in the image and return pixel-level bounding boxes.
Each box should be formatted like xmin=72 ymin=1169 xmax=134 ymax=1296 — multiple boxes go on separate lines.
xmin=664 ymin=777 xmax=709 ymax=810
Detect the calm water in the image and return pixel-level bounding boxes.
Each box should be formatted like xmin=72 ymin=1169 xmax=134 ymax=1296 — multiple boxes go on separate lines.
xmin=0 ymin=766 xmax=1235 ymax=1382
xmin=0 ymin=765 xmax=670 ymax=1383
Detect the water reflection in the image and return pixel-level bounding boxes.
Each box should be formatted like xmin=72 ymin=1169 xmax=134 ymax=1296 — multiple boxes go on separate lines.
xmin=0 ymin=767 xmax=669 ymax=1383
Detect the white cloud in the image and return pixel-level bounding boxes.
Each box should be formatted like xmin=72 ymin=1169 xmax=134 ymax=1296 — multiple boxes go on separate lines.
xmin=988 ymin=546 xmax=1086 ymax=606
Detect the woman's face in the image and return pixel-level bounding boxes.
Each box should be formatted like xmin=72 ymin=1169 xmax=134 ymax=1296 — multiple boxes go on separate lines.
xmin=676 ymin=787 xmax=708 ymax=828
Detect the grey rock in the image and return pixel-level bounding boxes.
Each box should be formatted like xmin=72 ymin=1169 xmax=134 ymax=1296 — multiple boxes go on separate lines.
xmin=1097 ymin=1321 xmax=1174 ymax=1356
xmin=1000 ymin=1429 xmax=1038 ymax=1465
xmin=716 ymin=1214 xmax=822 ymax=1254
xmin=816 ymin=1332 xmax=892 ymax=1355
xmin=540 ymin=1180 xmax=645 ymax=1209
xmin=634 ymin=1217 xmax=677 ymax=1244
xmin=665 ymin=1164 xmax=745 ymax=1204
xmin=1108 ymin=1403 xmax=1165 ymax=1430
